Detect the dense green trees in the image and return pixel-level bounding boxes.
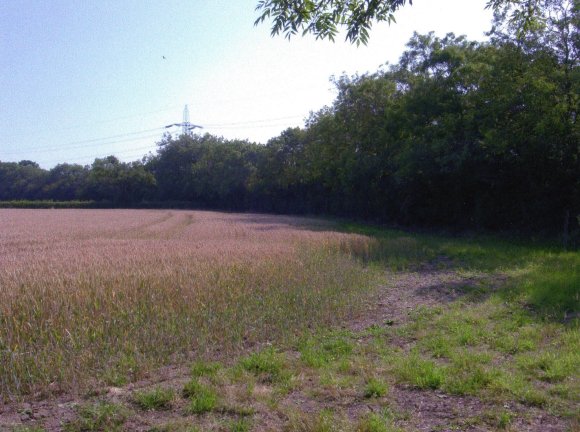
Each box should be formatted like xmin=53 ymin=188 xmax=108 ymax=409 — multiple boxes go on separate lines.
xmin=1 ymin=4 xmax=578 ymax=241
xmin=86 ymin=156 xmax=156 ymax=204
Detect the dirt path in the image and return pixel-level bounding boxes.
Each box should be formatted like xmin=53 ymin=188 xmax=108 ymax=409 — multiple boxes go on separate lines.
xmin=0 ymin=265 xmax=570 ymax=432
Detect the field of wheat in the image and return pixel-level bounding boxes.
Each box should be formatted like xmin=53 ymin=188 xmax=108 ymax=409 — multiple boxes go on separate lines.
xmin=0 ymin=209 xmax=378 ymax=398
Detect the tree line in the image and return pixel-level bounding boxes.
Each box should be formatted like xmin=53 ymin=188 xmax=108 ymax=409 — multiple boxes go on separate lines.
xmin=1 ymin=3 xmax=578 ymax=240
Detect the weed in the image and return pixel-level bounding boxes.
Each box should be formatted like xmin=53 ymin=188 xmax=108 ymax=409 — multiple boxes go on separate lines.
xmin=147 ymin=420 xmax=201 ymax=432
xmin=133 ymin=387 xmax=174 ymax=410
xmin=147 ymin=421 xmax=201 ymax=432
xmin=444 ymin=366 xmax=495 ymax=395
xmin=518 ymin=387 xmax=548 ymax=407
xmin=220 ymin=404 xmax=255 ymax=417
xmin=285 ymin=408 xmax=349 ymax=432
xmin=363 ymin=377 xmax=388 ymax=398
xmin=239 ymin=347 xmax=289 ymax=384
xmin=318 ymin=369 xmax=356 ymax=392
xmin=190 ymin=360 xmax=221 ymax=378
xmin=228 ymin=418 xmax=252 ymax=432
xmin=63 ymin=401 xmax=128 ymax=432
xmin=516 ymin=350 xmax=578 ymax=383
xmin=355 ymin=412 xmax=402 ymax=432
xmin=394 ymin=354 xmax=445 ymax=390
xmin=497 ymin=411 xmax=514 ymax=429
xmin=183 ymin=378 xmax=218 ymax=414
xmin=299 ymin=332 xmax=354 ymax=368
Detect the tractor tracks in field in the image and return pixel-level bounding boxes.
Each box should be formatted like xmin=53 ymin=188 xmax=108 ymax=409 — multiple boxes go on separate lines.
xmin=105 ymin=211 xmax=196 ymax=240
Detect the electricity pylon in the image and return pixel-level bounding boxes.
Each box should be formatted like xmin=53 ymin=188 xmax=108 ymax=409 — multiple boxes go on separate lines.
xmin=165 ymin=105 xmax=202 ymax=137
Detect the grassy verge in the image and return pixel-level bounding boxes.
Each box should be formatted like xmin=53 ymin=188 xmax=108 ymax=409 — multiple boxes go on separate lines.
xmin=0 ymin=200 xmax=102 ymax=209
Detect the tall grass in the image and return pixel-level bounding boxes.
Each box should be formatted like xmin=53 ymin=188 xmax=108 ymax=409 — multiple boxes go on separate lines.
xmin=0 ymin=209 xmax=379 ymax=397
xmin=341 ymin=222 xmax=580 ymax=319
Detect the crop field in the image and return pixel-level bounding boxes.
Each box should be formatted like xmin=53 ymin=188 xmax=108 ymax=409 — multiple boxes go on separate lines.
xmin=0 ymin=209 xmax=578 ymax=431
xmin=0 ymin=210 xmax=379 ymax=396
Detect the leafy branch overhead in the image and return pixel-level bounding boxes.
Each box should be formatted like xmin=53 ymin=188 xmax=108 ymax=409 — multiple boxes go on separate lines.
xmin=254 ymin=0 xmax=412 ymax=45
xmin=254 ymin=0 xmax=551 ymax=44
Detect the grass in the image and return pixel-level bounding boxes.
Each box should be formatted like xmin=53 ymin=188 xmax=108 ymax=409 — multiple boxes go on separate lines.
xmin=363 ymin=377 xmax=388 ymax=398
xmin=356 ymin=412 xmax=402 ymax=432
xmin=190 ymin=360 xmax=222 ymax=378
xmin=0 ymin=210 xmax=379 ymax=397
xmin=298 ymin=331 xmax=354 ymax=368
xmin=393 ymin=354 xmax=445 ymax=390
xmin=383 ymin=298 xmax=578 ymax=411
xmin=183 ymin=378 xmax=219 ymax=414
xmin=133 ymin=387 xmax=174 ymax=410
xmin=285 ymin=408 xmax=349 ymax=432
xmin=282 ymin=408 xmax=404 ymax=432
xmin=1 ymin=210 xmax=578 ymax=431
xmin=238 ymin=347 xmax=290 ymax=384
xmin=227 ymin=418 xmax=252 ymax=432
xmin=63 ymin=402 xmax=129 ymax=432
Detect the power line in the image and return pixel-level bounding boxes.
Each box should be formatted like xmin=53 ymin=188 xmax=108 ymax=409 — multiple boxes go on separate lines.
xmin=207 ymin=122 xmax=302 ymax=131
xmin=2 ymin=113 xmax=307 ymax=162
xmin=56 ymin=105 xmax=182 ymax=132
xmin=203 ymin=115 xmax=303 ymax=128
xmin=41 ymin=143 xmax=160 ymax=166
xmin=2 ymin=128 xmax=166 ymax=156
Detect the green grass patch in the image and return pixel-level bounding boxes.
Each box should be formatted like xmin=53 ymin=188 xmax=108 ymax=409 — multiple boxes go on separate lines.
xmin=182 ymin=378 xmax=218 ymax=414
xmin=387 ymin=281 xmax=578 ymax=414
xmin=285 ymin=408 xmax=349 ymax=432
xmin=147 ymin=421 xmax=201 ymax=432
xmin=521 ymin=254 xmax=580 ymax=319
xmin=63 ymin=401 xmax=129 ymax=432
xmin=190 ymin=360 xmax=221 ymax=378
xmin=393 ymin=354 xmax=445 ymax=390
xmin=299 ymin=331 xmax=354 ymax=368
xmin=133 ymin=386 xmax=174 ymax=410
xmin=363 ymin=377 xmax=388 ymax=398
xmin=227 ymin=418 xmax=252 ymax=432
xmin=355 ymin=411 xmax=403 ymax=432
xmin=239 ymin=347 xmax=290 ymax=384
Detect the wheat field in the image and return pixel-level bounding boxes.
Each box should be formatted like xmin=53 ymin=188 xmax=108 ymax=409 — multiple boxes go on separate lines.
xmin=0 ymin=209 xmax=378 ymax=398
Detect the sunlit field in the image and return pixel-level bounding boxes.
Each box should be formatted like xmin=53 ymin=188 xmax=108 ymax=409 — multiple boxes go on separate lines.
xmin=1 ymin=209 xmax=578 ymax=431
xmin=0 ymin=209 xmax=378 ymax=397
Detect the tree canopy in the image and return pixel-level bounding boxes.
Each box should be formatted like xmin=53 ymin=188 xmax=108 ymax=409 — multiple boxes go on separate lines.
xmin=254 ymin=0 xmax=558 ymax=44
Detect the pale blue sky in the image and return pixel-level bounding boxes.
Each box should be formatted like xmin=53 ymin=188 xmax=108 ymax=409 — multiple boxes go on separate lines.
xmin=1 ymin=1 xmax=493 ymax=168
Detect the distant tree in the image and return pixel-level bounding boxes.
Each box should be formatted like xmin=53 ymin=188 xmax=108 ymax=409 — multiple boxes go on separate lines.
xmin=0 ymin=161 xmax=47 ymax=200
xmin=190 ymin=140 xmax=258 ymax=209
xmin=86 ymin=156 xmax=156 ymax=204
xmin=44 ymin=163 xmax=89 ymax=200
xmin=149 ymin=134 xmax=209 ymax=201
xmin=17 ymin=160 xmax=40 ymax=168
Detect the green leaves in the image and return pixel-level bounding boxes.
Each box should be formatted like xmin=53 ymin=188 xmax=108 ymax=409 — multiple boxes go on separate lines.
xmin=255 ymin=1 xmax=558 ymax=45
xmin=254 ymin=0 xmax=412 ymax=45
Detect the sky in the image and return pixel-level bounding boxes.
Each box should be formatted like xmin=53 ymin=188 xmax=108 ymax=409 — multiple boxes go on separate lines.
xmin=0 ymin=0 xmax=493 ymax=169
